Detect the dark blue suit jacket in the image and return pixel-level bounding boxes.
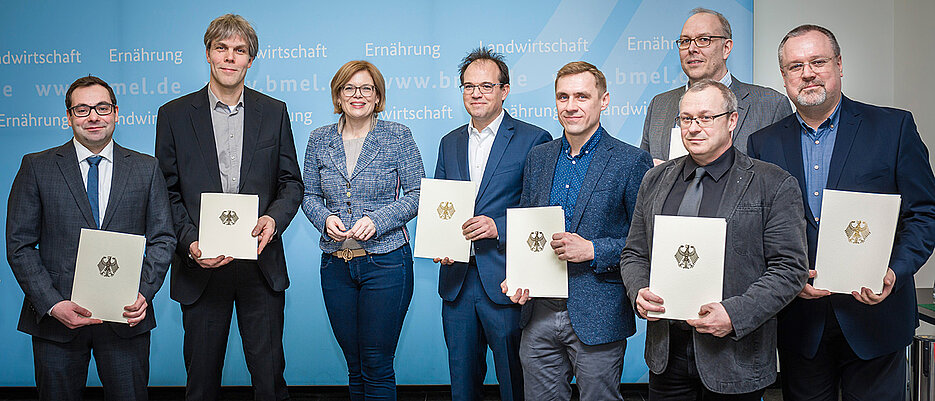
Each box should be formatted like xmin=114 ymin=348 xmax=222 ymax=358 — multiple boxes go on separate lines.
xmin=519 ymin=128 xmax=652 ymax=345
xmin=7 ymin=142 xmax=176 ymax=343
xmin=435 ymin=112 xmax=551 ymax=305
xmin=748 ymin=96 xmax=935 ymax=359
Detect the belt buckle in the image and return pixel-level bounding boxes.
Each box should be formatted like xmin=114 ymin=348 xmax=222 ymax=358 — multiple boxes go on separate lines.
xmin=340 ymin=248 xmax=353 ymax=262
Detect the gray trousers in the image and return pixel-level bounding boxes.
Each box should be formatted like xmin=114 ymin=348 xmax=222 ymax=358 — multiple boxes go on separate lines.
xmin=519 ymin=300 xmax=626 ymax=401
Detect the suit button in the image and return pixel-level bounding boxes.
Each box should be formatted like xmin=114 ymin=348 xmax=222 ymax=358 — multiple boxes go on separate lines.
xmin=346 ymin=192 xmax=351 ymax=197
xmin=348 ymin=208 xmax=352 ymax=214
xmin=346 ymin=183 xmax=351 ymax=188
xmin=346 ymin=201 xmax=351 ymax=205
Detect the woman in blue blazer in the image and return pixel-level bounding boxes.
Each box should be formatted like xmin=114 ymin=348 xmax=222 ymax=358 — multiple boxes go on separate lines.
xmin=302 ymin=60 xmax=424 ymax=400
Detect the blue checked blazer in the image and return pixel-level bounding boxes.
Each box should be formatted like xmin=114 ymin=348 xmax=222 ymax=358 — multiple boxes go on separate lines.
xmin=303 ymin=119 xmax=424 ymax=254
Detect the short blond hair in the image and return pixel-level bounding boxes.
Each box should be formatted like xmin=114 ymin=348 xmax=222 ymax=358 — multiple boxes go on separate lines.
xmin=204 ymin=14 xmax=259 ymax=59
xmin=555 ymin=61 xmax=607 ymax=94
xmin=330 ymin=60 xmax=387 ymax=114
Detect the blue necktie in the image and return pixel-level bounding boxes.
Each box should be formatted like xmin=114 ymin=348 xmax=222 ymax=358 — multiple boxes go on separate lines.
xmin=86 ymin=156 xmax=102 ymax=228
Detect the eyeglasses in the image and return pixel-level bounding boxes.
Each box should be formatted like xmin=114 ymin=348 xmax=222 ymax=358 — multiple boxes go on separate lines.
xmin=783 ymin=57 xmax=834 ymax=76
xmin=676 ymin=36 xmax=729 ymax=50
xmin=460 ymin=82 xmax=504 ymax=94
xmin=68 ymin=103 xmax=116 ymax=117
xmin=676 ymin=111 xmax=732 ymax=128
xmin=342 ymin=84 xmax=375 ymax=97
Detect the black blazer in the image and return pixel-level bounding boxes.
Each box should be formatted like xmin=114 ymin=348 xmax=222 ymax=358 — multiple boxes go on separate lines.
xmin=155 ymin=86 xmax=303 ymax=305
xmin=7 ymin=142 xmax=176 ymax=342
xmin=749 ymin=95 xmax=935 ymax=360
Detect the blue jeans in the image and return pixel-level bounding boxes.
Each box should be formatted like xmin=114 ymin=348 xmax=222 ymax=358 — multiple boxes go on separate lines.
xmin=320 ymin=244 xmax=414 ymax=401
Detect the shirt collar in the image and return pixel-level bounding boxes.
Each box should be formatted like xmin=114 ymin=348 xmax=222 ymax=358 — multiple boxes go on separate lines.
xmin=796 ymin=98 xmax=842 ymax=133
xmin=561 ymin=125 xmax=604 ymax=159
xmin=686 ymin=70 xmax=732 ymax=91
xmin=683 ymin=146 xmax=734 ymax=182
xmin=207 ymin=84 xmax=245 ymax=112
xmin=73 ymin=137 xmax=114 ymax=164
xmin=468 ymin=109 xmax=505 ymax=140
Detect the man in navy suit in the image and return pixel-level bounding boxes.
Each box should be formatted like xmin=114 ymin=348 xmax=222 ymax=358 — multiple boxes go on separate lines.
xmin=748 ymin=25 xmax=935 ymax=400
xmin=7 ymin=75 xmax=175 ymax=400
xmin=434 ymin=48 xmax=551 ymax=401
xmin=155 ymin=14 xmax=303 ymax=401
xmin=501 ymin=61 xmax=652 ymax=400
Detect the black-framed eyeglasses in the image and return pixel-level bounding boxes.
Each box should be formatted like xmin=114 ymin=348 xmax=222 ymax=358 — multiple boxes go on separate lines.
xmin=676 ymin=36 xmax=729 ymax=50
xmin=342 ymin=84 xmax=375 ymax=97
xmin=783 ymin=57 xmax=834 ymax=76
xmin=676 ymin=111 xmax=733 ymax=128
xmin=460 ymin=82 xmax=504 ymax=94
xmin=68 ymin=102 xmax=116 ymax=117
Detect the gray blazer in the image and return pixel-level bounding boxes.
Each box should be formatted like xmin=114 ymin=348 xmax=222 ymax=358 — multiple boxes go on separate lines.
xmin=619 ymin=150 xmax=808 ymax=394
xmin=640 ymin=76 xmax=792 ymax=160
xmin=7 ymin=142 xmax=176 ymax=343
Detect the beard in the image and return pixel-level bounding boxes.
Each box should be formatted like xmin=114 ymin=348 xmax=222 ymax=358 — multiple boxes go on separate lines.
xmin=795 ymin=81 xmax=828 ymax=107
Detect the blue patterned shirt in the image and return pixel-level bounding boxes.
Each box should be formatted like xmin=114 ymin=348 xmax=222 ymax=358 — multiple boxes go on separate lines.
xmin=549 ymin=126 xmax=604 ymax=265
xmin=798 ymin=100 xmax=841 ymax=222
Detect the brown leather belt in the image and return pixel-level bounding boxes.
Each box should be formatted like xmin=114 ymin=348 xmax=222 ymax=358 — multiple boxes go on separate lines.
xmin=331 ymin=248 xmax=368 ymax=262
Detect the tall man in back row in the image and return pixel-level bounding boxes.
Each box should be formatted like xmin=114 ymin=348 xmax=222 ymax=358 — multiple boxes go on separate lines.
xmin=155 ymin=14 xmax=303 ymax=401
xmin=641 ymin=7 xmax=791 ymax=165
xmin=434 ymin=47 xmax=551 ymax=401
xmin=748 ymin=24 xmax=935 ymax=400
xmin=7 ymin=75 xmax=176 ymax=400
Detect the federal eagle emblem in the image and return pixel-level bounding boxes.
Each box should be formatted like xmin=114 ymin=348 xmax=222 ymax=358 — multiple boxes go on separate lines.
xmin=527 ymin=231 xmax=546 ymax=252
xmin=675 ymin=244 xmax=699 ymax=269
xmin=845 ymin=220 xmax=870 ymax=244
xmin=98 ymin=256 xmax=119 ymax=277
xmin=437 ymin=201 xmax=455 ymax=220
xmin=219 ymin=210 xmax=239 ymax=225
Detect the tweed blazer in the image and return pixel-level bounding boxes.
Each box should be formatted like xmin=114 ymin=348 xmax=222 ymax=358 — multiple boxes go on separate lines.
xmin=620 ymin=150 xmax=809 ymax=394
xmin=303 ymin=119 xmax=424 ymax=254
xmin=7 ymin=141 xmax=176 ymax=343
xmin=640 ymin=76 xmax=792 ymax=160
xmin=518 ymin=128 xmax=652 ymax=345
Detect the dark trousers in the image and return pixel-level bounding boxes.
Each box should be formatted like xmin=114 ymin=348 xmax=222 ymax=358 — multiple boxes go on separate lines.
xmin=181 ymin=260 xmax=287 ymax=401
xmin=321 ymin=244 xmax=414 ymax=401
xmin=649 ymin=327 xmax=765 ymax=401
xmin=32 ymin=325 xmax=150 ymax=401
xmin=442 ymin=260 xmax=523 ymax=401
xmin=779 ymin=306 xmax=906 ymax=401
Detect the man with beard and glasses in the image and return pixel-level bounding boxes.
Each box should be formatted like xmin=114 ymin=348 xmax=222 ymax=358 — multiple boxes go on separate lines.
xmin=748 ymin=24 xmax=935 ymax=400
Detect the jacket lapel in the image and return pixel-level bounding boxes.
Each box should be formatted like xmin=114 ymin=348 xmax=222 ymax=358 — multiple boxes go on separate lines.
xmin=730 ymin=79 xmax=751 ymax=141
xmin=54 ymin=143 xmax=97 ymax=228
xmin=569 ymin=133 xmax=612 ymax=231
xmin=100 ymin=144 xmax=130 ymax=230
xmin=476 ymin=114 xmax=515 ymax=202
xmin=350 ymin=120 xmax=380 ymax=181
xmin=660 ymin=88 xmax=684 ymax=159
xmin=455 ymin=128 xmax=469 ymax=181
xmin=651 ymin=160 xmax=683 ymax=217
xmin=779 ymin=117 xmax=818 ymax=228
xmin=715 ymin=152 xmax=754 ymax=219
xmin=239 ymin=88 xmax=263 ymax=192
xmin=191 ymin=86 xmax=223 ymax=192
xmin=826 ymin=96 xmax=860 ymax=189
xmin=535 ymin=140 xmax=562 ymax=207
xmin=326 ymin=125 xmax=349 ymax=182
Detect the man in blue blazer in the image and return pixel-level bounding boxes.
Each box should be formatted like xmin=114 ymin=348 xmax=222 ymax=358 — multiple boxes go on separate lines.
xmin=7 ymin=75 xmax=175 ymax=400
xmin=748 ymin=25 xmax=935 ymax=400
xmin=434 ymin=48 xmax=551 ymax=401
xmin=502 ymin=61 xmax=652 ymax=400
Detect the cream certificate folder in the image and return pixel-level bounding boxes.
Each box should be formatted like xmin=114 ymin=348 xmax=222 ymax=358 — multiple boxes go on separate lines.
xmin=649 ymin=215 xmax=726 ymax=320
xmin=668 ymin=127 xmax=688 ymax=160
xmin=199 ymin=193 xmax=258 ymax=260
xmin=70 ymin=228 xmax=145 ymax=323
xmin=812 ymin=189 xmax=901 ymax=294
xmin=505 ymin=206 xmax=567 ymax=298
xmin=413 ymin=178 xmax=476 ymax=262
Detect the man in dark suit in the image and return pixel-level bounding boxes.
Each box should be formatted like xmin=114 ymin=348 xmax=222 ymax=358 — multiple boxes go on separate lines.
xmin=621 ymin=80 xmax=808 ymax=399
xmin=7 ymin=75 xmax=176 ymax=401
xmin=748 ymin=25 xmax=935 ymax=401
xmin=155 ymin=14 xmax=303 ymax=401
xmin=433 ymin=48 xmax=551 ymax=401
xmin=641 ymin=7 xmax=791 ymax=165
xmin=501 ymin=61 xmax=652 ymax=401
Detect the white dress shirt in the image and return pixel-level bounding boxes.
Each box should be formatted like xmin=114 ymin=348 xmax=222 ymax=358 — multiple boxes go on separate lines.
xmin=468 ymin=109 xmax=505 ymax=186
xmin=74 ymin=138 xmax=114 ymax=226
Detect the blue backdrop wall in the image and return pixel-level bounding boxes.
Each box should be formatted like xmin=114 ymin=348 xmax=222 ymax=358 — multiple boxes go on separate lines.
xmin=0 ymin=0 xmax=753 ymax=386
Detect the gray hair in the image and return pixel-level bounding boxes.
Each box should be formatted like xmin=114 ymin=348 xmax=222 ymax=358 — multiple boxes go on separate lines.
xmin=681 ymin=79 xmax=737 ymax=113
xmin=778 ymin=24 xmax=841 ymax=66
xmin=690 ymin=7 xmax=732 ymax=39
